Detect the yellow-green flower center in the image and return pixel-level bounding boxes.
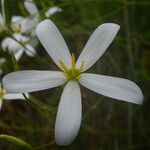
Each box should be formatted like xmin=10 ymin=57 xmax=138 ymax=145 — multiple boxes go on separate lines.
xmin=59 ymin=53 xmax=84 ymax=81
xmin=12 ymin=25 xmax=22 ymax=33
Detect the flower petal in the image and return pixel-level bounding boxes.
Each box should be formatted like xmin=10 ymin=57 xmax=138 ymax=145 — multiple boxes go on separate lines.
xmin=22 ymin=19 xmax=38 ymax=33
xmin=36 ymin=19 xmax=72 ymax=69
xmin=13 ymin=33 xmax=30 ymax=42
xmin=76 ymin=23 xmax=120 ymax=71
xmin=24 ymin=0 xmax=39 ymax=16
xmin=1 ymin=37 xmax=21 ymax=53
xmin=45 ymin=6 xmax=62 ymax=18
xmin=3 ymin=93 xmax=28 ymax=100
xmin=11 ymin=16 xmax=24 ymax=32
xmin=25 ymin=44 xmax=36 ymax=57
xmin=55 ymin=81 xmax=82 ymax=146
xmin=11 ymin=16 xmax=37 ymax=34
xmin=29 ymin=38 xmax=38 ymax=47
xmin=3 ymin=71 xmax=67 ymax=93
xmin=79 ymin=73 xmax=143 ymax=104
xmin=11 ymin=16 xmax=24 ymax=24
xmin=14 ymin=49 xmax=24 ymax=61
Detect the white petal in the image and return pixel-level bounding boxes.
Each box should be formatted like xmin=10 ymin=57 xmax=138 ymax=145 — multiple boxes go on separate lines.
xmin=79 ymin=73 xmax=143 ymax=104
xmin=24 ymin=0 xmax=39 ymax=15
xmin=45 ymin=6 xmax=62 ymax=18
xmin=3 ymin=93 xmax=28 ymax=100
xmin=29 ymin=38 xmax=38 ymax=47
xmin=11 ymin=16 xmax=24 ymax=24
xmin=55 ymin=81 xmax=82 ymax=146
xmin=36 ymin=19 xmax=71 ymax=69
xmin=76 ymin=23 xmax=120 ymax=71
xmin=0 ymin=98 xmax=3 ymax=111
xmin=13 ymin=33 xmax=29 ymax=43
xmin=3 ymin=71 xmax=67 ymax=93
xmin=11 ymin=16 xmax=37 ymax=34
xmin=1 ymin=37 xmax=10 ymax=50
xmin=1 ymin=37 xmax=21 ymax=53
xmin=21 ymin=19 xmax=37 ymax=33
xmin=25 ymin=44 xmax=36 ymax=57
xmin=11 ymin=16 xmax=24 ymax=32
xmin=14 ymin=49 xmax=24 ymax=61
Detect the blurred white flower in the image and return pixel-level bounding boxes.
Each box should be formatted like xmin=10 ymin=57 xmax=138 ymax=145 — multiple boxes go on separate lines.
xmin=0 ymin=84 xmax=28 ymax=111
xmin=1 ymin=33 xmax=36 ymax=60
xmin=2 ymin=20 xmax=143 ymax=146
xmin=11 ymin=15 xmax=37 ymax=35
xmin=1 ymin=14 xmax=37 ymax=60
xmin=24 ymin=0 xmax=62 ymax=18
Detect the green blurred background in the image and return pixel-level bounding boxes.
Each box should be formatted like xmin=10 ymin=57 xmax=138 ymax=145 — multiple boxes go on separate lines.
xmin=0 ymin=0 xmax=150 ymax=149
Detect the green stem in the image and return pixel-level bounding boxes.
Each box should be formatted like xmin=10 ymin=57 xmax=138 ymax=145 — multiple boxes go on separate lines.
xmin=82 ymin=97 xmax=104 ymax=120
xmin=123 ymin=2 xmax=134 ymax=77
xmin=123 ymin=1 xmax=133 ymax=148
xmin=23 ymin=94 xmax=51 ymax=118
xmin=0 ymin=134 xmax=32 ymax=149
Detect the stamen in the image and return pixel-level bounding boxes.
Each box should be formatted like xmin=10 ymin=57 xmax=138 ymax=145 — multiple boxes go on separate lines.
xmin=71 ymin=53 xmax=76 ymax=69
xmin=59 ymin=60 xmax=68 ymax=72
xmin=79 ymin=61 xmax=85 ymax=72
xmin=59 ymin=53 xmax=85 ymax=81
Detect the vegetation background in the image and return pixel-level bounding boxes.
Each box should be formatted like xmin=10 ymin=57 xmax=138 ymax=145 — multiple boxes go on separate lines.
xmin=0 ymin=0 xmax=149 ymax=149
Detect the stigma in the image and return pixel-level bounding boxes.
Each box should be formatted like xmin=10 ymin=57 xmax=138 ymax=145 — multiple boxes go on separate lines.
xmin=59 ymin=53 xmax=84 ymax=81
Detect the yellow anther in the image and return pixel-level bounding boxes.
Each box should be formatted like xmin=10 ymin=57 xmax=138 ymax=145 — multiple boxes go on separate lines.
xmin=79 ymin=61 xmax=85 ymax=72
xmin=71 ymin=53 xmax=76 ymax=69
xmin=14 ymin=26 xmax=21 ymax=33
xmin=15 ymin=28 xmax=21 ymax=33
xmin=59 ymin=60 xmax=68 ymax=72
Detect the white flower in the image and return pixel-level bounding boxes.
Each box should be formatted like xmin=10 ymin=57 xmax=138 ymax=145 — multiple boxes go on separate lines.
xmin=24 ymin=0 xmax=62 ymax=18
xmin=1 ymin=15 xmax=37 ymax=60
xmin=11 ymin=15 xmax=37 ymax=35
xmin=2 ymin=20 xmax=143 ymax=146
xmin=0 ymin=84 xmax=28 ymax=111
xmin=1 ymin=33 xmax=36 ymax=60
